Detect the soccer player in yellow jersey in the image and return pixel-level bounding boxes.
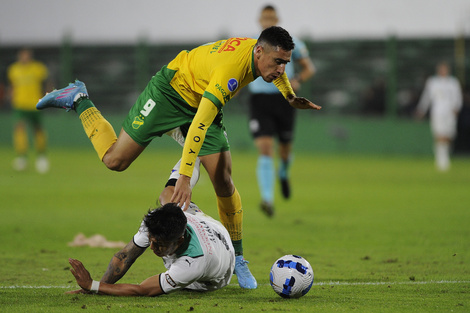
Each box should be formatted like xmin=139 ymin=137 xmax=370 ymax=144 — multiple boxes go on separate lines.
xmin=37 ymin=26 xmax=321 ymax=289
xmin=8 ymin=48 xmax=50 ymax=173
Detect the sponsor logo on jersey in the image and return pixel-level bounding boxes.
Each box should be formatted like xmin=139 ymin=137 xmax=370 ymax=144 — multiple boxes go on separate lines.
xmin=165 ymin=273 xmax=177 ymax=288
xmin=218 ymin=37 xmax=249 ymax=53
xmin=132 ymin=116 xmax=144 ymax=129
xmin=215 ymin=83 xmax=231 ymax=102
xmin=227 ymin=78 xmax=238 ymax=92
xmin=210 ymin=40 xmax=225 ymax=54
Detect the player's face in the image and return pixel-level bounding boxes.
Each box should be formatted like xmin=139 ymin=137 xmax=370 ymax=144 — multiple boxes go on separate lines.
xmin=18 ymin=49 xmax=32 ymax=64
xmin=255 ymin=45 xmax=291 ymax=83
xmin=259 ymin=9 xmax=278 ymax=29
xmin=437 ymin=63 xmax=449 ymax=77
xmin=149 ymin=235 xmax=183 ymax=257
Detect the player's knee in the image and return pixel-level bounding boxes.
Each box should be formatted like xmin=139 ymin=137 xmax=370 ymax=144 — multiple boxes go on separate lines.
xmin=106 ymin=162 xmax=128 ymax=172
xmin=103 ymin=157 xmax=130 ymax=172
xmin=158 ymin=186 xmax=174 ymax=206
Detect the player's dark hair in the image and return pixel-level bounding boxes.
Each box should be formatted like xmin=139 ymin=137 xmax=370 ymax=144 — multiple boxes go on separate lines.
xmin=262 ymin=4 xmax=276 ymax=12
xmin=257 ymin=26 xmax=294 ymax=52
xmin=144 ymin=203 xmax=187 ymax=242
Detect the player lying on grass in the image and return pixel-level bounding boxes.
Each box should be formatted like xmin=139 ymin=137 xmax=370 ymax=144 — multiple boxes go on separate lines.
xmin=38 ymin=26 xmax=321 ymax=289
xmin=68 ymin=162 xmax=235 ymax=296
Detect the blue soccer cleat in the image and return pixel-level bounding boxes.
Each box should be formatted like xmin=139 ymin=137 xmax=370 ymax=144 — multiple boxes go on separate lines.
xmin=234 ymin=255 xmax=258 ymax=289
xmin=36 ymin=80 xmax=88 ymax=111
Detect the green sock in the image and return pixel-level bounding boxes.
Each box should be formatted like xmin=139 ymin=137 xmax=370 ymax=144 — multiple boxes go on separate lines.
xmin=76 ymin=98 xmax=95 ymax=115
xmin=232 ymin=239 xmax=243 ymax=256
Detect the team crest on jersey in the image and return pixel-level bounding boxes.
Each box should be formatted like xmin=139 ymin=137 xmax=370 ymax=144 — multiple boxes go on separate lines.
xmin=227 ymin=78 xmax=238 ymax=92
xmin=165 ymin=274 xmax=177 ymax=288
xmin=132 ymin=116 xmax=144 ymax=129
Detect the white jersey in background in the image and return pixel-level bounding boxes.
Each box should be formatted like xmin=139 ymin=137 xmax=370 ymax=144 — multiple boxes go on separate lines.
xmin=133 ymin=204 xmax=235 ymax=293
xmin=417 ymin=76 xmax=463 ymax=138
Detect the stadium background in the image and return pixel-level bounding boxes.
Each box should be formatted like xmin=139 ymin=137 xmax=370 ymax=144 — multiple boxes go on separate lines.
xmin=1 ymin=0 xmax=470 ymax=156
xmin=0 ymin=37 xmax=469 ymax=155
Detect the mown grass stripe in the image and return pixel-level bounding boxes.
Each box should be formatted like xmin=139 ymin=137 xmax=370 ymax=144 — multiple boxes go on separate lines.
xmin=2 ymin=280 xmax=469 ymax=289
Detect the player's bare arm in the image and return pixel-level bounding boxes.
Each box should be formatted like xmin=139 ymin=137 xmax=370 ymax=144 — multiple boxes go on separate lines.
xmin=66 ymin=241 xmax=146 ymax=294
xmin=101 ymin=240 xmax=146 ymax=284
xmin=290 ymin=57 xmax=315 ymax=91
xmin=69 ymin=258 xmax=163 ymax=297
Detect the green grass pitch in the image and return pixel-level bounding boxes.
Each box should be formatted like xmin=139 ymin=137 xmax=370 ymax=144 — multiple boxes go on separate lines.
xmin=0 ymin=146 xmax=469 ymax=312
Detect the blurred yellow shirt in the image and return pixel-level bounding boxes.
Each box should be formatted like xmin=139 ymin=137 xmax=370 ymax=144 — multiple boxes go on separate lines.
xmin=168 ymin=38 xmax=258 ymax=110
xmin=8 ymin=61 xmax=48 ymax=110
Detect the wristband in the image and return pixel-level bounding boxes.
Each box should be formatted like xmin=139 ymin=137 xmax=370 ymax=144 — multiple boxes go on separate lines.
xmin=90 ymin=280 xmax=100 ymax=294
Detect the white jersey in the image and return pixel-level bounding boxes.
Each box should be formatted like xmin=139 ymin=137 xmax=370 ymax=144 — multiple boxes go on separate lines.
xmin=133 ymin=204 xmax=235 ymax=293
xmin=417 ymin=75 xmax=463 ymax=137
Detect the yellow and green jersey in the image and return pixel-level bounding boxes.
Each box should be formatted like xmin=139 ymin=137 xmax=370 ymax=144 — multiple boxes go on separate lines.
xmin=8 ymin=61 xmax=48 ymax=110
xmin=166 ymin=38 xmax=295 ymax=177
xmin=123 ymin=37 xmax=295 ymax=177
xmin=168 ymin=37 xmax=258 ymax=110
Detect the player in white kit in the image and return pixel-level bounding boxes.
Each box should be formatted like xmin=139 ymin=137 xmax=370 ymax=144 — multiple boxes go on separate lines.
xmin=416 ymin=61 xmax=463 ymax=171
xmin=67 ymin=161 xmax=235 ymax=296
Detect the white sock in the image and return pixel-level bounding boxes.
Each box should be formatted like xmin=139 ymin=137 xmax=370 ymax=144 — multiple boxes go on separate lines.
xmin=434 ymin=142 xmax=450 ymax=171
xmin=169 ymin=157 xmax=200 ymax=189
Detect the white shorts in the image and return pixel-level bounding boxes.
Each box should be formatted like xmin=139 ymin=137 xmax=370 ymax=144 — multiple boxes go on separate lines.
xmin=431 ymin=114 xmax=457 ymax=138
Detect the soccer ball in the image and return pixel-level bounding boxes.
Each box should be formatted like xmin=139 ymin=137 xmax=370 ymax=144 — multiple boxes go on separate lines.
xmin=269 ymin=255 xmax=314 ymax=298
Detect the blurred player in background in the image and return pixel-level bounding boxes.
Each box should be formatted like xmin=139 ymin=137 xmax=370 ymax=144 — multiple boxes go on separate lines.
xmin=248 ymin=5 xmax=316 ymax=216
xmin=415 ymin=61 xmax=463 ymax=171
xmin=37 ymin=26 xmax=321 ymax=289
xmin=67 ymin=159 xmax=233 ymax=296
xmin=7 ymin=48 xmax=50 ymax=173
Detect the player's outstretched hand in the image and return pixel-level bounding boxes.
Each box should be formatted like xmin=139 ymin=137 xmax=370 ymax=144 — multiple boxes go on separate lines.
xmin=287 ymin=95 xmax=321 ymax=110
xmin=171 ymin=175 xmax=192 ymax=210
xmin=69 ymin=258 xmax=93 ymax=292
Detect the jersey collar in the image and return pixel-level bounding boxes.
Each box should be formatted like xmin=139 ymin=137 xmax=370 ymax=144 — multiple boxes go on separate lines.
xmin=251 ymin=46 xmax=259 ymax=80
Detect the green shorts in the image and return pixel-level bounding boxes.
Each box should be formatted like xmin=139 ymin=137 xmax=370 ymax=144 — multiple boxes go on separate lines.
xmin=13 ymin=109 xmax=43 ymax=127
xmin=122 ymin=66 xmax=230 ymax=156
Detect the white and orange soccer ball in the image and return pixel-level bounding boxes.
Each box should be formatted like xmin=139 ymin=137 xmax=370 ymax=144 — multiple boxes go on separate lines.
xmin=269 ymin=255 xmax=314 ymax=298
